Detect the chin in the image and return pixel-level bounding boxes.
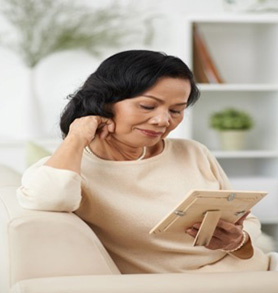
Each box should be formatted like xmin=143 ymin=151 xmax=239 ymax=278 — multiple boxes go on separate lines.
xmin=144 ymin=138 xmax=164 ymax=147
xmin=161 ymin=133 xmax=170 ymax=139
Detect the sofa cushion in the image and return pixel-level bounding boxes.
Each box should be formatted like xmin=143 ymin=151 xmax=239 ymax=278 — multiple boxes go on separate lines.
xmin=25 ymin=141 xmax=51 ymax=167
xmin=0 ymin=164 xmax=21 ymax=187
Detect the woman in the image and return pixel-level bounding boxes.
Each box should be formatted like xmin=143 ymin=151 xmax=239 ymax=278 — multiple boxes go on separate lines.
xmin=17 ymin=50 xmax=269 ymax=273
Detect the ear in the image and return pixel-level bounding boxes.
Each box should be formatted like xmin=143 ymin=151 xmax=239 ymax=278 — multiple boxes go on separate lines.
xmin=98 ymin=119 xmax=115 ymax=140
xmin=107 ymin=119 xmax=115 ymax=133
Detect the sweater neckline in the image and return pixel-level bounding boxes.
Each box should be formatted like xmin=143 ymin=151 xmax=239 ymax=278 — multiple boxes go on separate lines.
xmin=84 ymin=139 xmax=169 ymax=165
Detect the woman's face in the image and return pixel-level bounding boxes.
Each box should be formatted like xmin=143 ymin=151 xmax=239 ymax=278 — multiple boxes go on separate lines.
xmin=110 ymin=77 xmax=191 ymax=147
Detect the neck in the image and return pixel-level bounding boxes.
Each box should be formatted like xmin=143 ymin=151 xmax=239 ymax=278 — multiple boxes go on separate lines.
xmin=89 ymin=138 xmax=147 ymax=161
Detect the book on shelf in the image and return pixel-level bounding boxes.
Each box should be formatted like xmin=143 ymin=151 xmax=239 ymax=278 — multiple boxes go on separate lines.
xmin=193 ymin=24 xmax=224 ymax=84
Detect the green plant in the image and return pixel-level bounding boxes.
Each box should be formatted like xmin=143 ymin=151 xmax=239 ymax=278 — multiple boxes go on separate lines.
xmin=209 ymin=108 xmax=254 ymax=131
xmin=0 ymin=0 xmax=154 ymax=68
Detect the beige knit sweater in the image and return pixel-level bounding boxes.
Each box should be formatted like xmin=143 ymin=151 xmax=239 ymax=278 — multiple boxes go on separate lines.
xmin=17 ymin=139 xmax=269 ymax=273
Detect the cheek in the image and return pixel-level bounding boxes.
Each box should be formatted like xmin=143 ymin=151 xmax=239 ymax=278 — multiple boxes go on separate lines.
xmin=113 ymin=110 xmax=147 ymax=132
xmin=164 ymin=116 xmax=183 ymax=135
xmin=113 ymin=119 xmax=128 ymax=133
xmin=112 ymin=115 xmax=136 ymax=134
xmin=172 ymin=115 xmax=184 ymax=127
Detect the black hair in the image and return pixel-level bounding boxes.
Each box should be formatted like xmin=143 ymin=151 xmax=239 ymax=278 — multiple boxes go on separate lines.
xmin=60 ymin=49 xmax=200 ymax=137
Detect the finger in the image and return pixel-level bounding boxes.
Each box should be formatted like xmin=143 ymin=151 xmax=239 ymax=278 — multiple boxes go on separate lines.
xmin=99 ymin=117 xmax=113 ymax=126
xmin=214 ymin=219 xmax=234 ymax=230
xmin=98 ymin=118 xmax=115 ymax=132
xmin=215 ymin=218 xmax=244 ymax=230
xmin=205 ymin=236 xmax=223 ymax=250
xmin=206 ymin=235 xmax=231 ymax=250
xmin=94 ymin=117 xmax=113 ymax=137
xmin=211 ymin=227 xmax=228 ymax=240
xmin=186 ymin=227 xmax=198 ymax=238
xmin=186 ymin=223 xmax=201 ymax=236
xmin=192 ymin=223 xmax=201 ymax=229
xmin=235 ymin=211 xmax=250 ymax=225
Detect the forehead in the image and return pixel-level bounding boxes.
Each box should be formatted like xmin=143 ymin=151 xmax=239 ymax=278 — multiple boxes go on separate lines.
xmin=143 ymin=77 xmax=191 ymax=102
xmin=112 ymin=77 xmax=191 ymax=112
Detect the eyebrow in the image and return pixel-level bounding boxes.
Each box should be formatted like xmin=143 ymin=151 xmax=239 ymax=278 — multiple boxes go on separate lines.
xmin=142 ymin=94 xmax=188 ymax=106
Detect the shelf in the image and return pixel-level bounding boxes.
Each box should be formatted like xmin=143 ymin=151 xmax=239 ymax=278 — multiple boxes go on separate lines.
xmin=192 ymin=19 xmax=278 ymax=85
xmin=261 ymin=219 xmax=278 ymax=225
xmin=212 ymin=150 xmax=278 ymax=159
xmin=188 ymin=14 xmax=278 ymax=24
xmin=198 ymin=84 xmax=278 ymax=92
xmin=187 ymin=14 xmax=278 ymax=250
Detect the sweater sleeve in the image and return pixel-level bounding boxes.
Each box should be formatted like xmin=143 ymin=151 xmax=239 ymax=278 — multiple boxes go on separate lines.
xmin=203 ymin=145 xmax=262 ymax=242
xmin=17 ymin=157 xmax=82 ymax=212
xmin=203 ymin=145 xmax=232 ymax=190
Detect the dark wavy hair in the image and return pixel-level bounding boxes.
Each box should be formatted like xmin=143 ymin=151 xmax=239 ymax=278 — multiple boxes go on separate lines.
xmin=60 ymin=49 xmax=200 ymax=137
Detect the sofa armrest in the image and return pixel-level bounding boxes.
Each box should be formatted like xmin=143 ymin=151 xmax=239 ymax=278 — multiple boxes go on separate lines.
xmin=0 ymin=186 xmax=120 ymax=292
xmin=11 ymin=272 xmax=278 ymax=293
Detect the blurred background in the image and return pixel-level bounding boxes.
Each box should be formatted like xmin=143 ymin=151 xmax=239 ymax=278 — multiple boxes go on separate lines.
xmin=0 ymin=0 xmax=278 ymax=251
xmin=0 ymin=0 xmax=228 ymax=142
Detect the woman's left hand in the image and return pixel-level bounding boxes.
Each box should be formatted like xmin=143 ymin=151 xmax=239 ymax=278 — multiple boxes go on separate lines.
xmin=186 ymin=212 xmax=249 ymax=251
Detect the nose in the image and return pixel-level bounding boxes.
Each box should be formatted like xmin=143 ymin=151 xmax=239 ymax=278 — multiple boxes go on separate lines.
xmin=149 ymin=110 xmax=171 ymax=127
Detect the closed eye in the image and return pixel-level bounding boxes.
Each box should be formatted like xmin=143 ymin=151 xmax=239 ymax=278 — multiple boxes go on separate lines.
xmin=140 ymin=105 xmax=155 ymax=110
xmin=170 ymin=109 xmax=181 ymax=114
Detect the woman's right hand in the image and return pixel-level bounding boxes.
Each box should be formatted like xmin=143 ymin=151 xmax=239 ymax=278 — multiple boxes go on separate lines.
xmin=67 ymin=116 xmax=115 ymax=146
xmin=44 ymin=116 xmax=114 ymax=173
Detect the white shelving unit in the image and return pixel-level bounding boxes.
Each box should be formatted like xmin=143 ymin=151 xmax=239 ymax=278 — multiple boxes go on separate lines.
xmin=181 ymin=14 xmax=278 ymax=250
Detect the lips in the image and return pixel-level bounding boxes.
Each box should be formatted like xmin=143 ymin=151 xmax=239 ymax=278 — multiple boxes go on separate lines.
xmin=137 ymin=128 xmax=164 ymax=137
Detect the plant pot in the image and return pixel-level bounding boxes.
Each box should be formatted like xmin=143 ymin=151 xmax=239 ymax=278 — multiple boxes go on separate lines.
xmin=218 ymin=130 xmax=248 ymax=151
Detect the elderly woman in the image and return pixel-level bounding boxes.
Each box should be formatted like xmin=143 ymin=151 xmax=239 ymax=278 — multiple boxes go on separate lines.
xmin=17 ymin=50 xmax=268 ymax=273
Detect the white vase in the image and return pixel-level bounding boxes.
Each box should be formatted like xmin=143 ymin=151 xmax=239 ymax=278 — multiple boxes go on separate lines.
xmin=36 ymin=50 xmax=101 ymax=138
xmin=22 ymin=68 xmax=42 ymax=139
xmin=218 ymin=130 xmax=248 ymax=151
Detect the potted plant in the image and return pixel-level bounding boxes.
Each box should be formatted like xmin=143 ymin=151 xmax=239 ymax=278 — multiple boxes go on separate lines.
xmin=209 ymin=108 xmax=254 ymax=150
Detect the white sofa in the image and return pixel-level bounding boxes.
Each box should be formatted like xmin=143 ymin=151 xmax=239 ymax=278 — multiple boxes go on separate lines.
xmin=1 ymin=165 xmax=278 ymax=293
